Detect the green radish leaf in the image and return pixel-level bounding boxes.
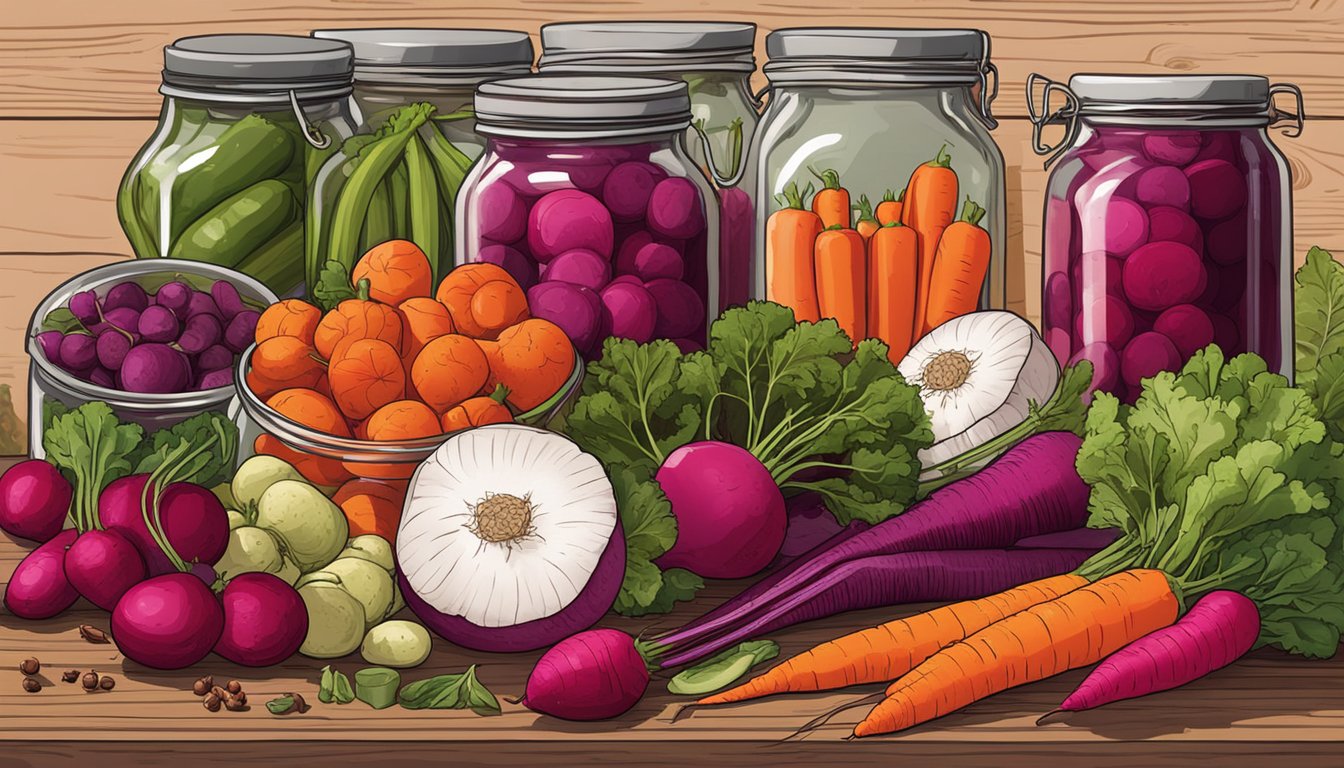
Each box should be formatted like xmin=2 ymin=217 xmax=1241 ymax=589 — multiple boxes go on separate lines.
xmin=40 ymin=307 xmax=86 ymax=334
xmin=312 ymin=259 xmax=358 ymax=312
xmin=1295 ymin=246 xmax=1344 ymax=387
xmin=398 ymin=665 xmax=499 ymax=714
xmin=43 ymin=401 xmax=145 ymax=531
xmin=318 ymin=665 xmax=335 ymax=704
xmin=667 ymin=640 xmax=780 ymax=696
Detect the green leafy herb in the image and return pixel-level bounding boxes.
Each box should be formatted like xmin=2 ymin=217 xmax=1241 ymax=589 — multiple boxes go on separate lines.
xmin=1295 ymin=246 xmax=1344 ymax=440
xmin=667 ymin=640 xmax=779 ymax=696
xmin=1075 ymin=347 xmax=1344 ymax=658
xmin=133 ymin=411 xmax=237 ymax=489
xmin=397 ymin=665 xmax=500 ymax=714
xmin=43 ymin=401 xmax=144 ymax=531
xmin=312 ymin=259 xmax=373 ymax=312
xmin=565 ymin=303 xmax=932 ymax=614
xmin=319 ymin=665 xmax=356 ymax=704
xmin=40 ymin=307 xmax=86 ymax=334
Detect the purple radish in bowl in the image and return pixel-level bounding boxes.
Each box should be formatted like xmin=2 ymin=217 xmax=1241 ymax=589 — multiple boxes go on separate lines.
xmin=117 ymin=343 xmax=192 ymax=393
xmin=224 ymin=310 xmax=260 ymax=354
xmin=69 ymin=290 xmax=101 ymax=326
xmin=4 ymin=529 xmax=80 ymax=619
xmin=36 ymin=331 xmax=64 ymax=366
xmin=210 ymin=280 xmax=245 ymax=320
xmin=96 ymin=331 xmax=133 ymax=371
xmin=103 ymin=307 xmax=142 ymax=336
xmin=187 ymin=290 xmax=222 ymax=320
xmin=155 ymin=281 xmax=192 ymax=316
xmin=528 ymin=189 xmax=614 ymax=262
xmin=63 ymin=528 xmax=146 ymax=611
xmin=0 ymin=459 xmax=72 ymax=543
xmin=88 ymin=367 xmax=116 ymax=388
xmin=137 ymin=305 xmax=180 ymax=344
xmin=112 ymin=572 xmax=223 ymax=670
xmin=179 ymin=314 xmax=222 ymax=356
xmin=59 ymin=333 xmax=97 ymax=373
xmin=104 ymin=282 xmax=148 ymax=313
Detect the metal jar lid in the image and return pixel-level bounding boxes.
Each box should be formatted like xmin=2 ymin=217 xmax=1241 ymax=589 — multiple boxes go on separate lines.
xmin=762 ymin=27 xmax=997 ymax=127
xmin=538 ymin=21 xmax=756 ymax=74
xmin=312 ymin=28 xmax=534 ymax=86
xmin=474 ymin=75 xmax=692 ymax=139
xmin=161 ymin=34 xmax=354 ymax=103
xmin=1027 ymin=73 xmax=1305 ymax=166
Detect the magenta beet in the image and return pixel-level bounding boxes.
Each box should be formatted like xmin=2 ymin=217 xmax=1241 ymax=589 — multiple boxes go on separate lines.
xmin=1142 ymin=133 xmax=1202 ymax=165
xmin=98 ymin=476 xmax=229 ymax=575
xmin=478 ymin=182 xmax=528 ymax=243
xmin=602 ymin=161 xmax=663 ymax=222
xmin=645 ymin=278 xmax=706 ymax=339
xmin=1122 ymin=242 xmax=1206 ymax=311
xmin=1154 ymin=304 xmax=1215 ymax=358
xmin=59 ymin=333 xmax=97 ymax=372
xmin=1095 ymin=197 xmax=1148 ymax=256
xmin=1206 ymin=215 xmax=1249 ymax=265
xmin=646 ymin=177 xmax=705 ymax=240
xmin=633 ymin=242 xmax=684 ymax=281
xmin=214 ymin=573 xmax=308 ymax=667
xmin=615 ymin=231 xmax=654 ymax=276
xmin=1121 ymin=331 xmax=1182 ymax=388
xmin=545 ymin=249 xmax=611 ymax=291
xmin=1076 ymin=294 xmax=1135 ymax=348
xmin=112 ymin=573 xmax=223 ymax=670
xmin=117 ymin=343 xmax=191 ymax=393
xmin=1185 ymin=159 xmax=1246 ymax=220
xmin=3 ymin=529 xmax=79 ymax=619
xmin=1146 ymin=206 xmax=1203 ymax=253
xmin=1069 ymin=342 xmax=1121 ymax=396
xmin=63 ymin=529 xmax=146 ymax=611
xmin=104 ymin=282 xmax=149 ymax=313
xmin=655 ymin=442 xmax=786 ymax=580
xmin=528 ymin=282 xmax=605 ymax=354
xmin=0 ymin=459 xmax=72 ymax=543
xmin=528 ymin=189 xmax=614 ymax=262
xmin=478 ymin=244 xmax=538 ymax=290
xmin=1134 ymin=165 xmax=1190 ymax=210
xmin=600 ymin=282 xmax=658 ymax=343
xmin=521 ymin=628 xmax=649 ymax=721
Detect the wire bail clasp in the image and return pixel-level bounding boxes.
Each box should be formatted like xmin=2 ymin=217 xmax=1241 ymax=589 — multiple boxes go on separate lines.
xmin=1268 ymin=82 xmax=1305 ymax=138
xmin=289 ymin=90 xmax=332 ymax=150
xmin=1026 ymin=73 xmax=1080 ymax=169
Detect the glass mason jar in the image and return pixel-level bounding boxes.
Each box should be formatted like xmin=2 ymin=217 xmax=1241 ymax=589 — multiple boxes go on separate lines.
xmin=117 ymin=35 xmax=358 ymax=297
xmin=457 ymin=75 xmax=720 ymax=359
xmin=1030 ymin=74 xmax=1304 ymax=402
xmin=27 ymin=259 xmax=278 ymax=459
xmin=539 ymin=21 xmax=760 ymax=310
xmin=308 ymin=29 xmax=534 ymax=289
xmin=752 ymin=28 xmax=1006 ymax=361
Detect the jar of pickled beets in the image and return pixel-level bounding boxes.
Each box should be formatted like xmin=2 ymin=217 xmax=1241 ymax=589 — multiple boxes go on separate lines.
xmin=457 ymin=75 xmax=719 ymax=359
xmin=1030 ymin=74 xmax=1303 ymax=402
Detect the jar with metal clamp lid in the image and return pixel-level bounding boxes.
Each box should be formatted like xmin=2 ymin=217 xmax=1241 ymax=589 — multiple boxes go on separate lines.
xmin=750 ymin=27 xmax=1005 ymax=363
xmin=1029 ymin=73 xmax=1303 ymax=401
xmin=116 ymin=34 xmax=359 ymax=296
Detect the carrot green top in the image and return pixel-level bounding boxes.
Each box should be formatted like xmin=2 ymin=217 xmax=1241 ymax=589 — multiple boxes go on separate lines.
xmin=882 ymin=188 xmax=905 ymax=203
xmin=773 ymin=181 xmax=814 ymax=211
xmin=853 ymin=195 xmax=877 ymax=224
xmin=809 ymin=166 xmax=843 ymax=190
xmin=958 ymin=198 xmax=987 ymax=226
xmin=928 ymin=144 xmax=952 ymax=169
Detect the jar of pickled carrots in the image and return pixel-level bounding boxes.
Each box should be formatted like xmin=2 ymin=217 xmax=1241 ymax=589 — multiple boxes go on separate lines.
xmin=1030 ymin=74 xmax=1303 ymax=401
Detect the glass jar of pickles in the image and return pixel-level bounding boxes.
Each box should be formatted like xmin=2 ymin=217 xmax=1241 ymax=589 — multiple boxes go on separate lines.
xmin=307 ymin=29 xmax=534 ymax=289
xmin=1030 ymin=74 xmax=1304 ymax=401
xmin=117 ymin=35 xmax=359 ymax=296
xmin=751 ymin=28 xmax=1005 ymax=362
xmin=456 ymin=75 xmax=719 ymax=359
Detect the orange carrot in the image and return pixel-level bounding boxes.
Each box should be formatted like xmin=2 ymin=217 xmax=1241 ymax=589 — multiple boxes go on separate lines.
xmin=875 ymin=189 xmax=904 ymax=227
xmin=922 ymin=198 xmax=991 ymax=336
xmin=410 ymin=334 xmax=490 ymax=413
xmin=852 ymin=195 xmax=880 ymax=240
xmin=813 ymin=227 xmax=867 ymax=345
xmin=255 ymin=299 xmax=322 ymax=345
xmin=852 ymin=569 xmax=1180 ymax=738
xmin=328 ymin=338 xmax=407 ymax=421
xmin=697 ymin=574 xmax=1088 ymax=706
xmin=477 ymin=319 xmax=575 ymax=411
xmin=902 ymin=146 xmax=959 ymax=337
xmin=866 ymin=222 xmax=920 ymax=364
xmin=365 ymin=399 xmax=442 ymax=441
xmin=250 ymin=336 xmax=324 ymax=389
xmin=809 ymin=167 xmax=851 ymax=229
xmin=765 ymin=182 xmax=824 ymax=323
xmin=441 ymin=384 xmax=514 ymax=433
xmin=332 ymin=478 xmax=406 ymax=541
xmin=352 ymin=239 xmax=433 ymax=306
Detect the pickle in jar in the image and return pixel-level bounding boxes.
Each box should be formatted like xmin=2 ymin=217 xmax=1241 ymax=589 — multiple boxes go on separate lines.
xmin=170 ymin=180 xmax=299 ymax=268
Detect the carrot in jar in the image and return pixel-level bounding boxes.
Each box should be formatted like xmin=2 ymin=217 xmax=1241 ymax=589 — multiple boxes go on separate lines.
xmin=809 ymin=167 xmax=851 ymax=229
xmin=765 ymin=182 xmax=824 ymax=323
xmin=922 ymin=199 xmax=992 ymax=335
xmin=902 ymin=146 xmax=959 ymax=337
xmin=876 ymin=189 xmax=904 ymax=227
xmin=853 ymin=195 xmax=880 ymax=240
xmin=867 ymin=222 xmax=920 ymax=364
xmin=813 ymin=226 xmax=867 ymax=346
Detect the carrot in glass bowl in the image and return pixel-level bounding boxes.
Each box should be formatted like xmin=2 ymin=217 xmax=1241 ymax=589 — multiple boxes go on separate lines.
xmin=352 ymin=239 xmax=433 ymax=306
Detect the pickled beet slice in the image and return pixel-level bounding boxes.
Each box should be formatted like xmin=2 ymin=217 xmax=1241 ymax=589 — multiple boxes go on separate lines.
xmin=1088 ymin=197 xmax=1148 ymax=257
xmin=1146 ymin=206 xmax=1204 ymax=254
xmin=1154 ymin=304 xmax=1215 ymax=358
xmin=478 ymin=244 xmax=538 ymax=290
xmin=1185 ymin=159 xmax=1247 ymax=220
xmin=1134 ymin=166 xmax=1191 ymax=210
xmin=1211 ymin=312 xmax=1241 ymax=351
xmin=1076 ymin=294 xmax=1135 ymax=349
xmin=1206 ymin=215 xmax=1249 ymax=265
xmin=1122 ymin=241 xmax=1207 ymax=311
xmin=1142 ymin=133 xmax=1202 ymax=166
xmin=1121 ymin=331 xmax=1182 ymax=388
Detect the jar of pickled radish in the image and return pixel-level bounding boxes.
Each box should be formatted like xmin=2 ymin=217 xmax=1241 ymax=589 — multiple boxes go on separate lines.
xmin=456 ymin=75 xmax=719 ymax=358
xmin=1030 ymin=74 xmax=1303 ymax=401
xmin=751 ymin=28 xmax=1005 ymax=362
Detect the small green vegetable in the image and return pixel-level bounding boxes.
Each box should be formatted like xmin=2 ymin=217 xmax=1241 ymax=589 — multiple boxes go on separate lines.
xmin=667 ymin=640 xmax=779 ymax=696
xmin=403 ymin=134 xmax=443 ymax=281
xmin=233 ymin=220 xmax=304 ymax=296
xmin=354 ymin=667 xmax=401 ymax=709
xmin=397 ymin=665 xmax=500 ymax=714
xmin=169 ymin=179 xmax=298 ymax=267
xmin=169 ymin=113 xmax=296 ymax=237
xmin=319 ymin=665 xmax=356 ymax=704
xmin=265 ymin=692 xmax=309 ymax=715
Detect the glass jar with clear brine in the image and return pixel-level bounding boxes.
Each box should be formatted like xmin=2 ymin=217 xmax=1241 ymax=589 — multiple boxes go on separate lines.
xmin=752 ymin=28 xmax=1005 ymax=362
xmin=307 ymin=29 xmax=534 ymax=291
xmin=117 ymin=35 xmax=359 ymax=296
xmin=539 ymin=21 xmax=760 ymax=310
xmin=1030 ymin=74 xmax=1303 ymax=402
xmin=457 ymin=76 xmax=719 ymax=359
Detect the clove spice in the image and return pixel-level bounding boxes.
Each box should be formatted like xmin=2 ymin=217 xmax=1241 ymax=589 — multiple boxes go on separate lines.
xmin=61 ymin=670 xmax=79 ymax=684
xmin=192 ymin=675 xmax=214 ymax=696
xmin=22 ymin=678 xmax=40 ymax=693
xmin=203 ymin=692 xmax=222 ymax=712
xmin=78 ymin=625 xmax=110 ymax=644
xmin=18 ymin=658 xmax=39 ymax=676
xmin=99 ymin=676 xmax=115 ymax=691
xmin=81 ymin=672 xmax=99 ymax=691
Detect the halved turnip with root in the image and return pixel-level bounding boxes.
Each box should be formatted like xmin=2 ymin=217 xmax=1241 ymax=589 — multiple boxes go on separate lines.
xmin=397 ymin=424 xmax=624 ymax=653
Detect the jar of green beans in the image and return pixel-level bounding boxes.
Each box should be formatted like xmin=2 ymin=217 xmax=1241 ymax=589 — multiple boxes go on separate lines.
xmin=306 ymin=29 xmax=535 ymax=293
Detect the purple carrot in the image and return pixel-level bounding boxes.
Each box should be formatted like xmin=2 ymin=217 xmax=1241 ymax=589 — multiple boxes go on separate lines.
xmin=658 ymin=432 xmax=1091 ymax=650
xmin=661 ymin=547 xmax=1098 ymax=668
xmin=1052 ymin=590 xmax=1259 ymax=715
xmin=1014 ymin=527 xmax=1122 ymax=551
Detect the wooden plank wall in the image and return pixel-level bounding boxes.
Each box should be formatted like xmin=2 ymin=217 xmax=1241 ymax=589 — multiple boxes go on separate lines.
xmin=1 ymin=0 xmax=1341 ymax=451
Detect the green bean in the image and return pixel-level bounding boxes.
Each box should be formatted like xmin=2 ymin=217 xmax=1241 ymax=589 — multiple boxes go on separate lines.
xmin=389 ymin=160 xmax=410 ymax=238
xmin=404 ymin=133 xmax=444 ymax=281
xmin=360 ymin=178 xmax=395 ymax=254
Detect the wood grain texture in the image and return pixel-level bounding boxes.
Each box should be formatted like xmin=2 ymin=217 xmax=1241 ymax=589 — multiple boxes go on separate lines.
xmin=2 ymin=1 xmax=1342 ymax=118
xmin=2 ymin=518 xmax=1344 ymax=759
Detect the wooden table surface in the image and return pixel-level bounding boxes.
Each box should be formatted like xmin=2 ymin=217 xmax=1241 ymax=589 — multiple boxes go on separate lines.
xmin=4 ymin=1 xmax=1344 ymax=763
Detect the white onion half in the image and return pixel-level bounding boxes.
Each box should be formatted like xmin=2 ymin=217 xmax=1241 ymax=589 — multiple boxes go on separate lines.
xmin=397 ymin=424 xmax=617 ymax=629
xmin=899 ymin=311 xmax=1059 ymax=467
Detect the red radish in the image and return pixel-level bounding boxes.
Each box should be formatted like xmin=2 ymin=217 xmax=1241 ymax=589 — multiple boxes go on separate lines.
xmin=661 ymin=546 xmax=1099 ymax=668
xmin=654 ymin=441 xmax=786 ymax=579
xmin=659 ymin=432 xmax=1091 ymax=651
xmin=98 ymin=475 xmax=228 ymax=574
xmin=63 ymin=529 xmax=146 ymax=611
xmin=213 ymin=573 xmax=308 ymax=667
xmin=3 ymin=529 xmax=79 ymax=619
xmin=1052 ymin=590 xmax=1259 ymax=715
xmin=111 ymin=573 xmax=223 ymax=670
xmin=520 ymin=629 xmax=650 ymax=721
xmin=0 ymin=460 xmax=72 ymax=543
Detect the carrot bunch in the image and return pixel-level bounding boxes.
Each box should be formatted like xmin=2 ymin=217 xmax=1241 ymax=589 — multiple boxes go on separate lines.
xmin=246 ymin=239 xmax=575 ymax=536
xmin=764 ymin=150 xmax=992 ymax=363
